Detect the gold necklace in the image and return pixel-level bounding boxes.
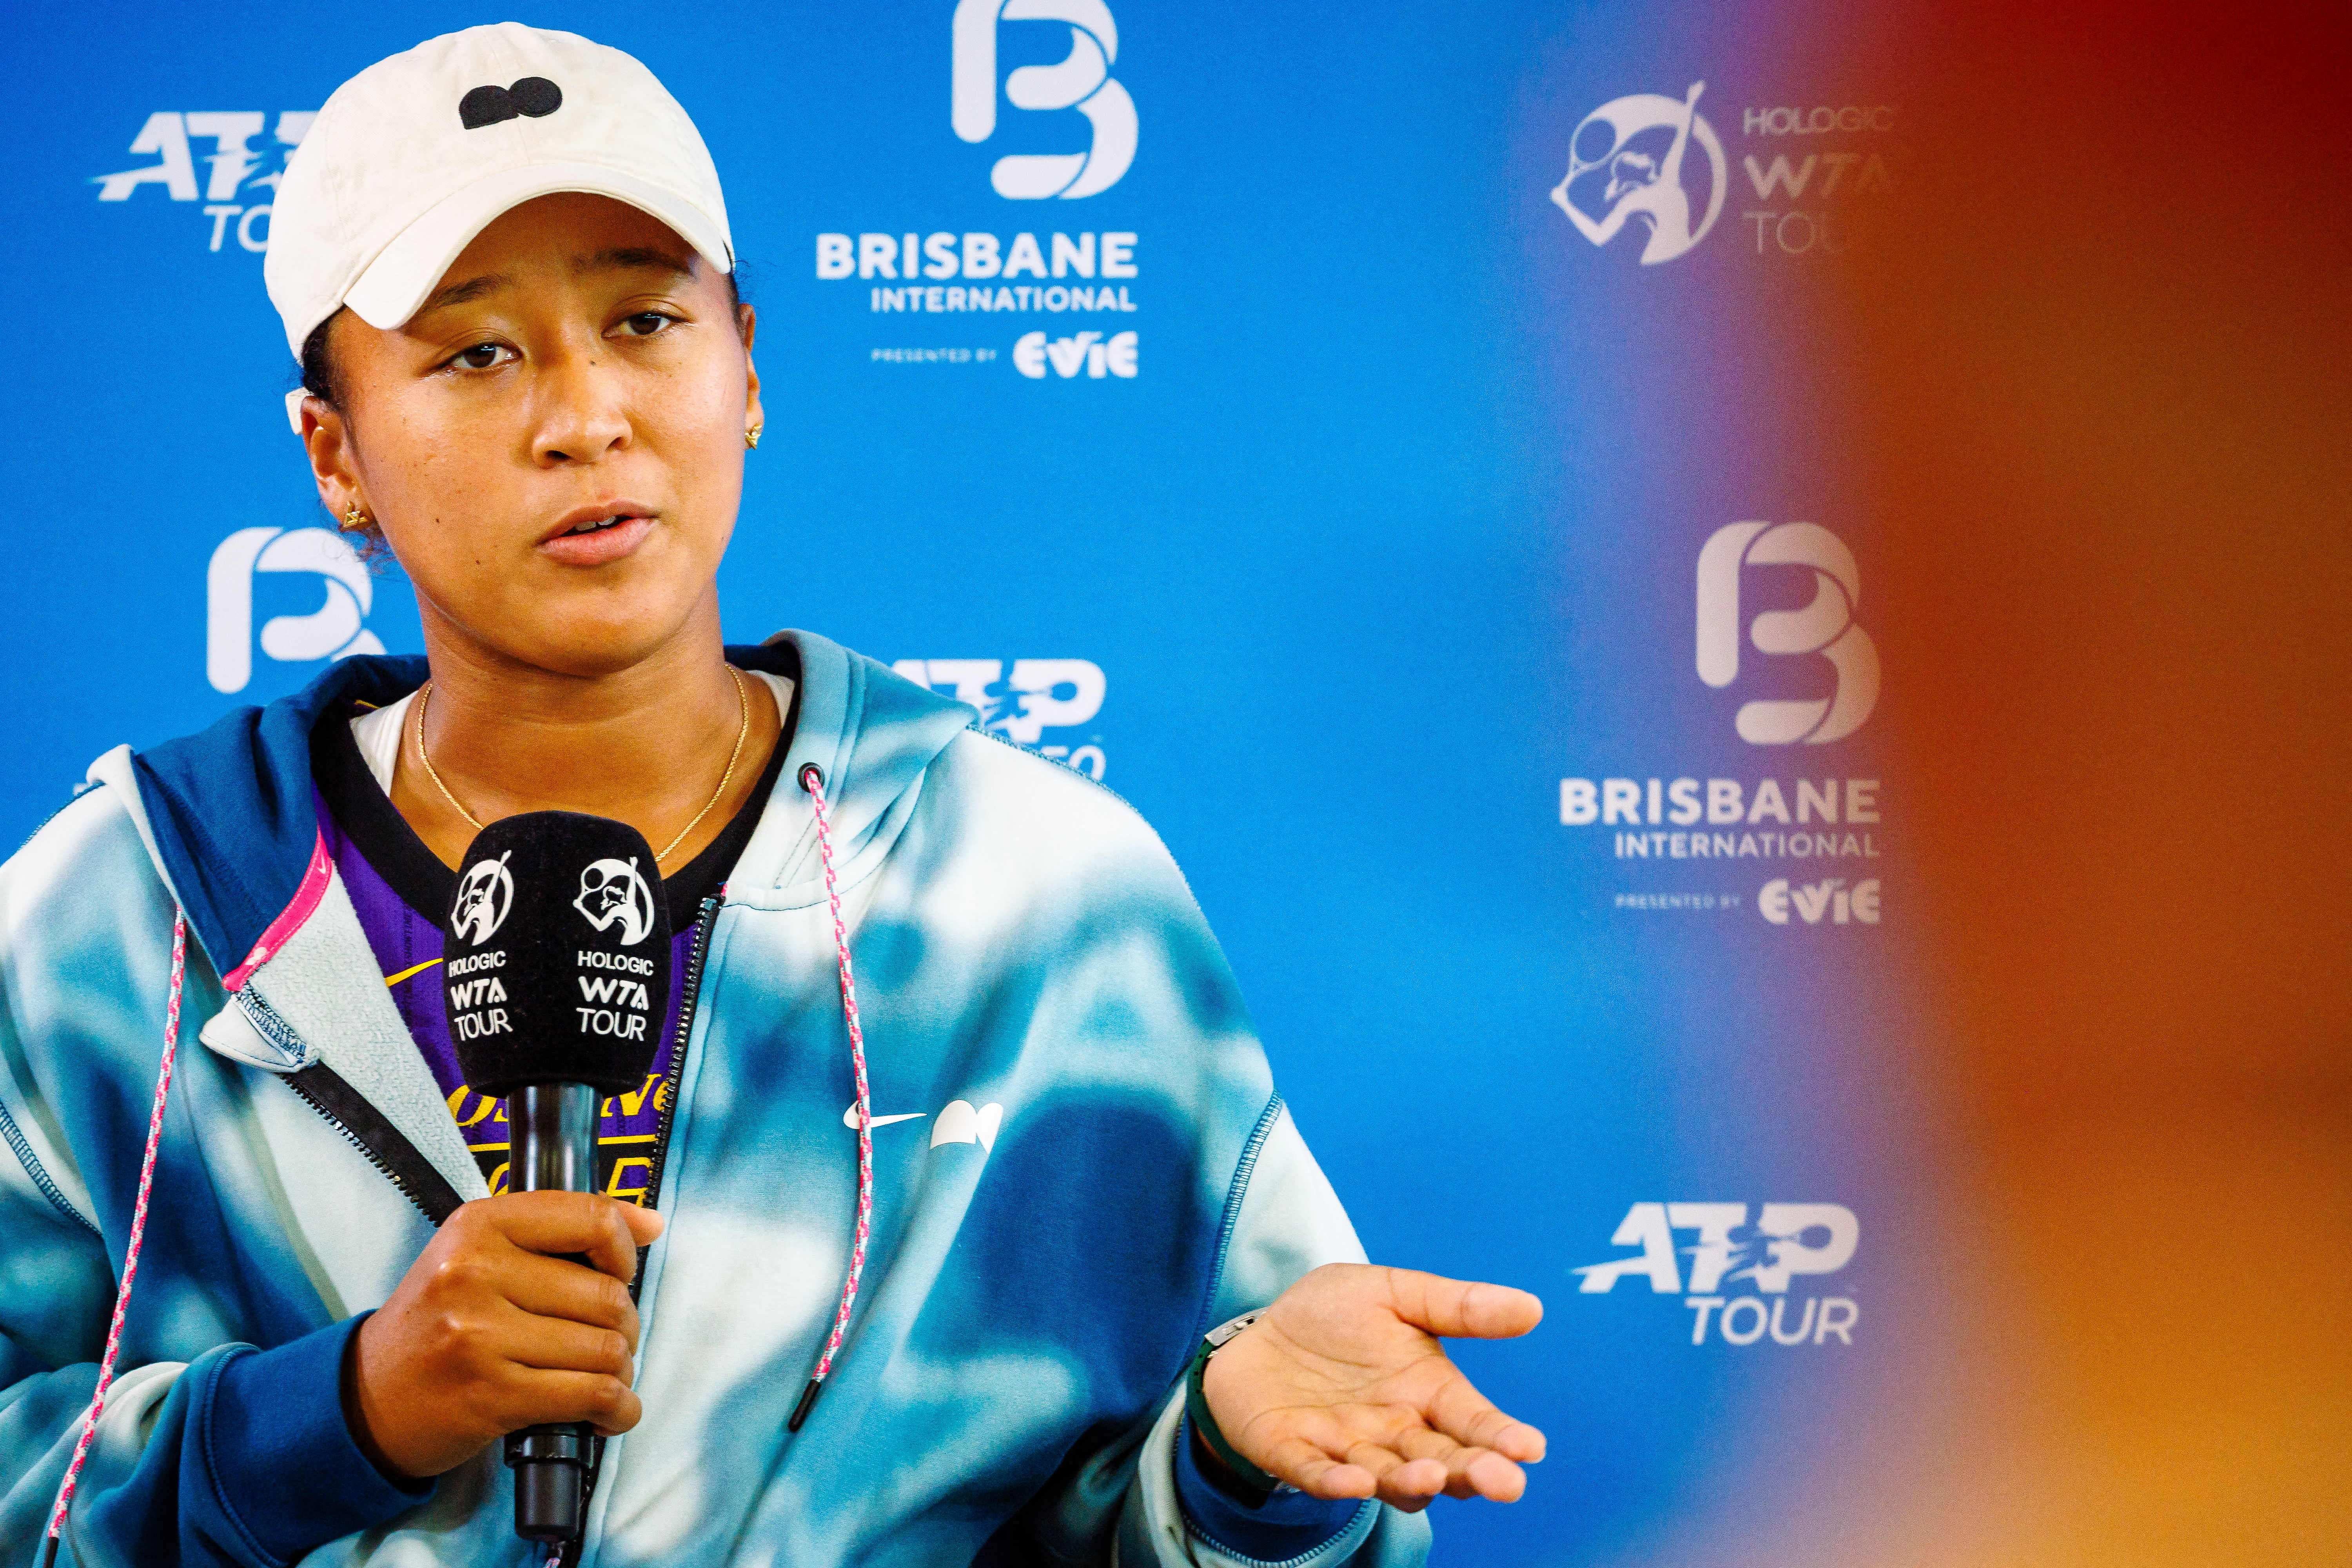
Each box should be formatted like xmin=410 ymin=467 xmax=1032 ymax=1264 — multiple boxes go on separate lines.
xmin=412 ymin=665 xmax=751 ymax=867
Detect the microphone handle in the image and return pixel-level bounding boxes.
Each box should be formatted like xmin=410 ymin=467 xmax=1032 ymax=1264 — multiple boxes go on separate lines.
xmin=506 ymin=1082 xmax=600 ymax=1544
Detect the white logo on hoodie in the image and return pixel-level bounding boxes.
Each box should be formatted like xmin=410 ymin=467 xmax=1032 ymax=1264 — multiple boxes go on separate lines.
xmin=839 ymin=1100 xmax=1003 ymax=1151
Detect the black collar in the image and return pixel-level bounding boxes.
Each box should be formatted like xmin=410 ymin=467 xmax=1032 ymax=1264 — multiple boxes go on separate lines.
xmin=309 ymin=651 xmax=801 ymax=927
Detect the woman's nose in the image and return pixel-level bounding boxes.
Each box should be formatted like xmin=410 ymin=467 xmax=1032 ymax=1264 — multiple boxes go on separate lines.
xmin=531 ymin=347 xmax=633 ymax=465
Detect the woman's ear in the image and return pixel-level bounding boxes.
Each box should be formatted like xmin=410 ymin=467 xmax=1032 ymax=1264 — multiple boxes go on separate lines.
xmin=738 ymin=303 xmax=763 ymax=439
xmin=298 ymin=397 xmax=368 ymax=526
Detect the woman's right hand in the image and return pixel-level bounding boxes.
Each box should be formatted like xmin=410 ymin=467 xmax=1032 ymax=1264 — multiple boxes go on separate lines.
xmin=342 ymin=1191 xmax=666 ymax=1480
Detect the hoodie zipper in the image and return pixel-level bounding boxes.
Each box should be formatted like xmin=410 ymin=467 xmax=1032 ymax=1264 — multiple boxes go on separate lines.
xmin=554 ymin=895 xmax=720 ymax=1568
xmin=283 ymin=1060 xmax=463 ymax=1225
xmin=276 ymin=901 xmax=722 ymax=1566
xmin=633 ymin=895 xmax=719 ymax=1246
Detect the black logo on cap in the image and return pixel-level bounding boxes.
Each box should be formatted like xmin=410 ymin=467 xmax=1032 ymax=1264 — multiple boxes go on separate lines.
xmin=459 ymin=77 xmax=563 ymax=130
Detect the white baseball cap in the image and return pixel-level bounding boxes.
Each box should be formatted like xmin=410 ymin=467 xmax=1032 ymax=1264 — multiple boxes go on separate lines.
xmin=267 ymin=22 xmax=734 ymax=430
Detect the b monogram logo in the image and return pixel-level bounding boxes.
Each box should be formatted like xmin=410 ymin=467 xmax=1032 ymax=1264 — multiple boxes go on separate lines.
xmin=951 ymin=0 xmax=1136 ymax=199
xmin=1695 ymin=521 xmax=1879 ymax=745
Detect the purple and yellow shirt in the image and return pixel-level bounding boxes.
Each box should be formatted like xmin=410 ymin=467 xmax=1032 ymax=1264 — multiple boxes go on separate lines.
xmin=309 ymin=693 xmax=789 ymax=1204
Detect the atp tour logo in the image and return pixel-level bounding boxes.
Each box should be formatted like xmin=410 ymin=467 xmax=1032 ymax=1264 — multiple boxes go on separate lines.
xmin=450 ymin=854 xmax=515 ymax=945
xmin=1576 ymin=1202 xmax=1860 ymax=1346
xmin=575 ymin=858 xmax=657 ymax=946
xmin=892 ymin=658 xmax=1108 ymax=778
xmin=206 ymin=528 xmax=387 ymax=695
xmin=1697 ymin=521 xmax=1879 ymax=745
xmin=1550 ymin=82 xmax=1726 ymax=265
xmin=953 ymin=0 xmax=1136 ymax=199
xmin=94 ymin=111 xmax=315 ymax=252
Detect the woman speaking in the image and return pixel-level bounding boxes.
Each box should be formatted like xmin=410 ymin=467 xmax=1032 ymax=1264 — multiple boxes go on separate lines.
xmin=0 ymin=24 xmax=1542 ymax=1567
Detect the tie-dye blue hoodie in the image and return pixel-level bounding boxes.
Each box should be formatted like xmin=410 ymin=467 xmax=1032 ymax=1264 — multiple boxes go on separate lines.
xmin=0 ymin=630 xmax=1430 ymax=1568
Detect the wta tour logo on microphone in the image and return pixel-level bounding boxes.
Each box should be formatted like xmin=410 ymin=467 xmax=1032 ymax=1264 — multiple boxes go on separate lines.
xmin=573 ymin=858 xmax=657 ymax=1042
xmin=440 ymin=815 xmax=677 ymax=1200
xmin=444 ymin=814 xmax=671 ymax=1095
xmin=446 ymin=851 xmax=518 ymax=1045
xmin=452 ymin=853 xmax=515 ymax=944
xmin=573 ymin=858 xmax=656 ymax=947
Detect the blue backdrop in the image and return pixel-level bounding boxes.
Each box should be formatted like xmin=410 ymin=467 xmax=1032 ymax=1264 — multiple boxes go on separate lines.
xmin=4 ymin=4 xmax=1945 ymax=1559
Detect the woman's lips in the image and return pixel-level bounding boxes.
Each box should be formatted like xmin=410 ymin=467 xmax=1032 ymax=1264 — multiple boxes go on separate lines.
xmin=538 ymin=514 xmax=654 ymax=567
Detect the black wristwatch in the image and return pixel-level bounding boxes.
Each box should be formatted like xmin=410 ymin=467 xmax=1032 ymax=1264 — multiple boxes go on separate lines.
xmin=1185 ymin=1310 xmax=1282 ymax=1508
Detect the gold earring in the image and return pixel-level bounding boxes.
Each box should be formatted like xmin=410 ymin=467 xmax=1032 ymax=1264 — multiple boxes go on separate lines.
xmin=745 ymin=426 xmax=762 ymax=450
xmin=341 ymin=501 xmax=371 ymax=532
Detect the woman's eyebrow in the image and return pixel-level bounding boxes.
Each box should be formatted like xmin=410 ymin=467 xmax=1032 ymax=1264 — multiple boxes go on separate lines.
xmin=572 ymin=246 xmax=695 ymax=279
xmin=414 ymin=249 xmax=692 ymax=319
xmin=418 ymin=272 xmax=517 ymax=314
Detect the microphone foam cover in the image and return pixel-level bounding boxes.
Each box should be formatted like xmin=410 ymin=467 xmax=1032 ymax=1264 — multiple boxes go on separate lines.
xmin=443 ymin=811 xmax=672 ymax=1096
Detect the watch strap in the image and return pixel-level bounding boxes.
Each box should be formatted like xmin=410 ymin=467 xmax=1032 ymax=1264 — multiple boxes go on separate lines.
xmin=1185 ymin=1312 xmax=1280 ymax=1508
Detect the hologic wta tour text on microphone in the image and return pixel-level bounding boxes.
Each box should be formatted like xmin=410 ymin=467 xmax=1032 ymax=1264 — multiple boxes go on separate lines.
xmin=444 ymin=811 xmax=671 ymax=1547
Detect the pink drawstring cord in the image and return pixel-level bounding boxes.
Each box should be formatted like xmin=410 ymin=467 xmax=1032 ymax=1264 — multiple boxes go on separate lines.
xmin=789 ymin=763 xmax=873 ymax=1432
xmin=42 ymin=911 xmax=187 ymax=1568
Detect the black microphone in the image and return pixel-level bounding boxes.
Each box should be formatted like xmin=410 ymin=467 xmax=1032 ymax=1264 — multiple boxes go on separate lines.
xmin=443 ymin=811 xmax=671 ymax=1546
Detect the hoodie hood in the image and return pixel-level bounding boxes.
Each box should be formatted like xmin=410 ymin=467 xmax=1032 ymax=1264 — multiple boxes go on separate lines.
xmin=109 ymin=630 xmax=973 ymax=989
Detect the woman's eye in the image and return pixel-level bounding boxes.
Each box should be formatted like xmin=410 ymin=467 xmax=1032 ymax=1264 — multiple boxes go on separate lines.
xmin=617 ymin=311 xmax=675 ymax=337
xmin=452 ymin=343 xmax=509 ymax=370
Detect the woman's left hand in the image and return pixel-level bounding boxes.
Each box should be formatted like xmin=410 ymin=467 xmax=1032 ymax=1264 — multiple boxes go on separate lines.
xmin=1198 ymin=1263 xmax=1546 ymax=1511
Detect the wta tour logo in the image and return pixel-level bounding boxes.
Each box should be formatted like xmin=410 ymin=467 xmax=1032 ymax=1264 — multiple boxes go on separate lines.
xmin=1697 ymin=521 xmax=1878 ymax=745
xmin=575 ymin=859 xmax=657 ymax=946
xmin=451 ymin=854 xmax=515 ymax=945
xmin=1550 ymin=82 xmax=1726 ymax=265
xmin=206 ymin=527 xmax=387 ymax=694
xmin=952 ymin=0 xmax=1136 ymax=200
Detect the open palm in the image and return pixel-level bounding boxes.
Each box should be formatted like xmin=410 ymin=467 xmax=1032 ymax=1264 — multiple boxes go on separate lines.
xmin=1200 ymin=1263 xmax=1546 ymax=1512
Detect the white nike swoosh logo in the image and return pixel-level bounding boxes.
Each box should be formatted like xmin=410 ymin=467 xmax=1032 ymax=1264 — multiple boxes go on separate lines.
xmin=842 ymin=1105 xmax=927 ymax=1130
